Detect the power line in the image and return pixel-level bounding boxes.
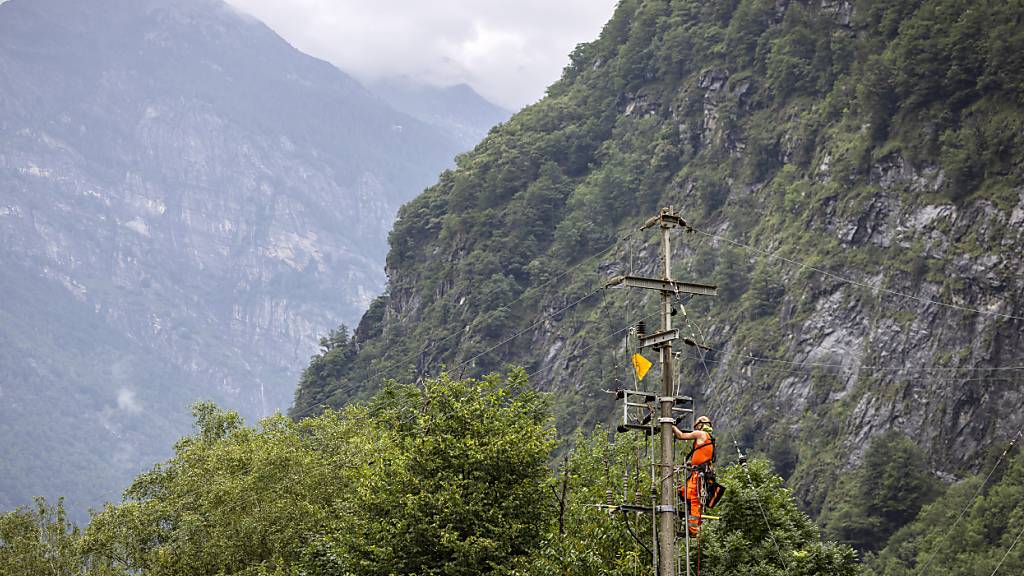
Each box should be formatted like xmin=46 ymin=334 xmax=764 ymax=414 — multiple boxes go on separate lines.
xmin=691 ymin=227 xmax=1024 ymax=322
xmin=293 ymin=293 xmax=661 ymax=421
xmin=525 ymin=310 xmax=664 ymax=382
xmin=735 ymin=441 xmax=789 ymax=571
xmin=292 ymin=231 xmax=640 ymax=419
xmin=913 ymin=423 xmax=1024 ymax=576
xmin=677 ymin=343 xmax=1024 ymax=380
xmin=452 ymin=283 xmax=609 ymax=374
xmin=684 ymin=357 xmax=1021 ymax=385
xmin=990 ymin=522 xmax=1024 ymax=576
xmin=401 ymin=230 xmax=639 ymax=381
xmin=367 ymin=230 xmax=637 ymax=381
xmin=293 ymin=252 xmax=655 ymax=420
xmin=299 ymin=219 xmax=1022 ymax=418
xmin=290 ymin=285 xmax=614 ymax=421
xmin=682 ymin=317 xmax=728 ymax=422
xmin=707 ymin=348 xmax=1024 ymax=373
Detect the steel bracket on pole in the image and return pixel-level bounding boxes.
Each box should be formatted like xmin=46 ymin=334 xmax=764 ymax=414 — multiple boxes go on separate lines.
xmin=640 ymin=329 xmax=679 ymax=349
xmin=616 ymin=391 xmax=695 ymax=433
xmin=617 ymin=389 xmax=657 ymax=433
xmin=671 ymin=396 xmax=694 ymax=432
xmin=640 ymin=208 xmax=693 ymax=232
xmin=605 ymin=275 xmax=718 ymax=296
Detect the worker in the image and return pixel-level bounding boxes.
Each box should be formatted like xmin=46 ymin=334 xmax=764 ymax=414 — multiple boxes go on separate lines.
xmin=673 ymin=415 xmax=715 ymax=537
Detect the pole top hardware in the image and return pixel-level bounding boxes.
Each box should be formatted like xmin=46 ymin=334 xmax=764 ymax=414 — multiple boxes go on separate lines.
xmin=640 ymin=206 xmax=693 ymax=232
xmin=681 ymin=337 xmax=712 ymax=351
xmin=606 ymin=275 xmax=719 ymax=297
xmin=639 ymin=329 xmax=679 ymax=349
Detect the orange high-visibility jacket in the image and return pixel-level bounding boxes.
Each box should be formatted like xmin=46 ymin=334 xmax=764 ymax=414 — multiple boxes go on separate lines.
xmin=688 ymin=433 xmax=714 ymax=466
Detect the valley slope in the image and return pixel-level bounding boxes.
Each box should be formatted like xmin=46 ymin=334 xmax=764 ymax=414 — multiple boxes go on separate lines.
xmin=0 ymin=0 xmax=468 ymax=515
xmin=293 ymin=0 xmax=1024 ymax=553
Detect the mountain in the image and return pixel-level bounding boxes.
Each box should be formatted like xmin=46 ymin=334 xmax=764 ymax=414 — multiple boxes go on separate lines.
xmin=369 ymin=79 xmax=511 ymax=149
xmin=293 ymin=0 xmax=1024 ymax=558
xmin=0 ymin=0 xmax=462 ymax=516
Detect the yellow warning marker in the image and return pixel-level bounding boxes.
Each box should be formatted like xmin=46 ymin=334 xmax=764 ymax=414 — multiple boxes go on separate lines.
xmin=632 ymin=353 xmax=653 ymax=381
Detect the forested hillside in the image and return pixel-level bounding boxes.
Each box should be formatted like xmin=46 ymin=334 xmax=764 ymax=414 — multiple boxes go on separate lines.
xmin=292 ymin=0 xmax=1024 ymax=562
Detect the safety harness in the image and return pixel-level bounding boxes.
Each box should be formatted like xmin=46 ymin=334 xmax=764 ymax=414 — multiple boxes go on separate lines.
xmin=686 ymin=428 xmax=716 ymax=469
xmin=686 ymin=429 xmax=725 ymax=510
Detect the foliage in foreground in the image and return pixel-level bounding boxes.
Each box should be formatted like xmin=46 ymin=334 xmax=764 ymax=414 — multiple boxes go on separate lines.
xmin=81 ymin=370 xmax=554 ymax=576
xmin=0 ymin=498 xmax=118 ymax=576
xmin=869 ymin=446 xmax=1024 ymax=576
xmin=1 ymin=371 xmax=859 ymax=575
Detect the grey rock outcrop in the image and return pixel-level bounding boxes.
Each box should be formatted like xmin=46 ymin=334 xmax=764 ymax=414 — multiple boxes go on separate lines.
xmin=0 ymin=0 xmax=462 ymax=516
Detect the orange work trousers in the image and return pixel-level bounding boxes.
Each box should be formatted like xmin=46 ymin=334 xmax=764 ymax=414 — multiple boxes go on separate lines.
xmin=685 ymin=471 xmax=701 ymax=536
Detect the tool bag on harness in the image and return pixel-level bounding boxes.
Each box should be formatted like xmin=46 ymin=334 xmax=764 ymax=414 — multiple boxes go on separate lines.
xmin=702 ymin=468 xmax=726 ymax=510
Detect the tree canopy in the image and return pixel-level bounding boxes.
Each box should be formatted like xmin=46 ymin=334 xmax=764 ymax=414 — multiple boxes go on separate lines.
xmin=2 ymin=371 xmax=860 ymax=576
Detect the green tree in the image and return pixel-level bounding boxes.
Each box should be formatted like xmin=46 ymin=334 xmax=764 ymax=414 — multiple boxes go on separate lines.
xmin=306 ymin=370 xmax=556 ymax=576
xmin=84 ymin=402 xmax=359 ymax=575
xmin=820 ymin=434 xmax=941 ymax=553
xmin=871 ymin=445 xmax=1024 ymax=576
xmin=520 ymin=432 xmax=859 ymax=576
xmin=0 ymin=498 xmax=120 ymax=576
xmin=701 ymin=459 xmax=860 ymax=576
xmin=84 ymin=371 xmax=555 ymax=576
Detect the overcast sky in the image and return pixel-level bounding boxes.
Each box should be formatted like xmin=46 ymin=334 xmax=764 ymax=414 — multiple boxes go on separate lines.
xmin=224 ymin=0 xmax=619 ymax=110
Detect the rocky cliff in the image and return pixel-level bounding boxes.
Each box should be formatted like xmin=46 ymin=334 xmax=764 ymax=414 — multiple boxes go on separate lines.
xmin=293 ymin=0 xmax=1024 ymax=550
xmin=0 ymin=0 xmax=466 ymax=515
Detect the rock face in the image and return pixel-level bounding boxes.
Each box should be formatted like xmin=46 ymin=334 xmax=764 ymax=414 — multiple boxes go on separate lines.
xmin=291 ymin=0 xmax=1024 ymax=546
xmin=0 ymin=0 xmax=464 ymax=515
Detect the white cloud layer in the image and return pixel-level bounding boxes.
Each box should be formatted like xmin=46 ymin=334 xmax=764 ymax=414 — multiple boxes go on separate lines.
xmin=224 ymin=0 xmax=618 ymax=109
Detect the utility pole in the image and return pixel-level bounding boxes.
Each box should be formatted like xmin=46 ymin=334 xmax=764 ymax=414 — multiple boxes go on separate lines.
xmin=656 ymin=211 xmax=678 ymax=576
xmin=607 ymin=207 xmax=717 ymax=576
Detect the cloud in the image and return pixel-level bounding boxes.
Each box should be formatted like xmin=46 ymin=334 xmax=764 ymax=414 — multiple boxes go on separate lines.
xmin=223 ymin=0 xmax=618 ymax=109
xmin=117 ymin=387 xmax=143 ymax=413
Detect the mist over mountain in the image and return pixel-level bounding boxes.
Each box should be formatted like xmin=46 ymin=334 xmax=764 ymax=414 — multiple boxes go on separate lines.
xmin=369 ymin=79 xmax=511 ymax=149
xmin=0 ymin=0 xmax=471 ymax=516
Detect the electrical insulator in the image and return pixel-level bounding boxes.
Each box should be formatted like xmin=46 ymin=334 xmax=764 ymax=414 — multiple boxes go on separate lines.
xmin=636 ymin=320 xmax=647 ymax=339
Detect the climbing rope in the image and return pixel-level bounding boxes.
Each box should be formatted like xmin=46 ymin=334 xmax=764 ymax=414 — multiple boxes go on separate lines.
xmin=696 ymin=527 xmax=703 ymax=576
